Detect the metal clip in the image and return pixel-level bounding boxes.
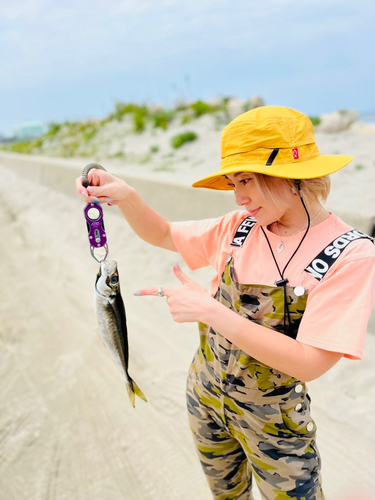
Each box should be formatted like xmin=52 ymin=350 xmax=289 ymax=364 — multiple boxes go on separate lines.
xmin=82 ymin=163 xmax=109 ymax=263
xmin=90 ymin=244 xmax=109 ymax=263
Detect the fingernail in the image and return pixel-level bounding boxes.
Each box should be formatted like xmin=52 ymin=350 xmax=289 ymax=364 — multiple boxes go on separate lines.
xmin=134 ymin=291 xmax=141 ymax=296
xmin=105 ymin=198 xmax=113 ymax=202
xmin=87 ymin=186 xmax=94 ymax=192
xmin=80 ymin=191 xmax=88 ymax=198
xmin=174 ymin=263 xmax=180 ymax=270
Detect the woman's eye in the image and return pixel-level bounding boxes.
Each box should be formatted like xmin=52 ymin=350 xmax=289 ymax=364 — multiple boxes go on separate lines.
xmin=227 ymin=178 xmax=252 ymax=188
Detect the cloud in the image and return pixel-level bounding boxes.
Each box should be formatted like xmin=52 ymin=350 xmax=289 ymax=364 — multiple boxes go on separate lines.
xmin=1 ymin=1 xmax=373 ymax=66
xmin=0 ymin=0 xmax=47 ymax=21
xmin=0 ymin=0 xmax=373 ymax=132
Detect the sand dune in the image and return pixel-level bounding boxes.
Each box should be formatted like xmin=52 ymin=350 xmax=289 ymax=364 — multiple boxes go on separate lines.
xmin=0 ymin=162 xmax=374 ymax=500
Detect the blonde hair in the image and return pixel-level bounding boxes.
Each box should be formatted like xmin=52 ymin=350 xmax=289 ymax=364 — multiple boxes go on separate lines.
xmin=253 ymin=173 xmax=331 ymax=208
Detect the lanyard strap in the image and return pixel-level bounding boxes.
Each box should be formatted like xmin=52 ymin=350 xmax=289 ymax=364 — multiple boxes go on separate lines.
xmin=230 ymin=216 xmax=257 ymax=247
xmin=304 ymin=229 xmax=374 ymax=281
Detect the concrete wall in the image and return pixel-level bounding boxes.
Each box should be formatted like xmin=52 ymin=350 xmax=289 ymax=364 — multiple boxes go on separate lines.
xmin=0 ymin=152 xmax=239 ymax=222
xmin=1 ymin=151 xmax=374 ymax=231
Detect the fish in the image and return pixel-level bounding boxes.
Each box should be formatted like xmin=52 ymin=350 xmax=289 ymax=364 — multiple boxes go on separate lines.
xmin=94 ymin=259 xmax=147 ymax=407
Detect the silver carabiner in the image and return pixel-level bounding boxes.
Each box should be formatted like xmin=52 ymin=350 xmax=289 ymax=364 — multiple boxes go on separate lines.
xmin=90 ymin=243 xmax=109 ymax=263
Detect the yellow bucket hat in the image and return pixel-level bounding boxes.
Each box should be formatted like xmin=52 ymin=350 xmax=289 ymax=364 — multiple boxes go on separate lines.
xmin=192 ymin=106 xmax=353 ymax=190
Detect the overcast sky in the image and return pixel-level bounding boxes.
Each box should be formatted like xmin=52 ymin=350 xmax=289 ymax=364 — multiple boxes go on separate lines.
xmin=1 ymin=0 xmax=374 ymax=135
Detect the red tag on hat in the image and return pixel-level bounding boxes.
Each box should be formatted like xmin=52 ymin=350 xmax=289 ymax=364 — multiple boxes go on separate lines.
xmin=292 ymin=148 xmax=299 ymax=160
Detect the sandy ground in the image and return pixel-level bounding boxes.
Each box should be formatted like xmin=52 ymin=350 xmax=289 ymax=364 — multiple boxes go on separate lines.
xmin=1 ymin=162 xmax=375 ymax=500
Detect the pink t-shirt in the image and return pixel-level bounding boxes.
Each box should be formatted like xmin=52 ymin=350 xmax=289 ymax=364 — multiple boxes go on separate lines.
xmin=171 ymin=211 xmax=375 ymax=360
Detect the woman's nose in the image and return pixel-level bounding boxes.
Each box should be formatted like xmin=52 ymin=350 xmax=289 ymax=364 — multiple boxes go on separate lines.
xmin=234 ymin=189 xmax=250 ymax=206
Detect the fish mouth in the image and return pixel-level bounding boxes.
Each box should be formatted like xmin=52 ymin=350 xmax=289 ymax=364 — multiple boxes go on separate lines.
xmin=100 ymin=260 xmax=118 ymax=276
xmin=95 ymin=260 xmax=120 ymax=298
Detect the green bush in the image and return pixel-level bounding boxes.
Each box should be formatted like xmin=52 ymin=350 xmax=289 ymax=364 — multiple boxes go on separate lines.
xmin=110 ymin=102 xmax=139 ymax=121
xmin=190 ymin=100 xmax=212 ymax=117
xmin=77 ymin=121 xmax=99 ymax=141
xmin=60 ymin=121 xmax=76 ymax=133
xmin=151 ymin=111 xmax=175 ymax=130
xmin=46 ymin=123 xmax=62 ymax=137
xmin=61 ymin=141 xmax=80 ymax=157
xmin=140 ymin=154 xmax=151 ymax=164
xmin=171 ymin=131 xmax=198 ymax=149
xmin=309 ymin=116 xmax=321 ymax=126
xmin=83 ymin=128 xmax=98 ymax=141
xmin=181 ymin=115 xmax=193 ymax=125
xmin=1 ymin=135 xmax=46 ymax=153
xmin=110 ymin=151 xmax=126 ymax=158
xmin=133 ymin=106 xmax=149 ymax=132
xmin=4 ymin=141 xmax=34 ymax=154
xmin=150 ymin=145 xmax=159 ymax=153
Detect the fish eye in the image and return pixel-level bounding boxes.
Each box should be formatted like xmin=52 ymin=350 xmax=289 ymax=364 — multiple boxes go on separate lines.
xmin=110 ymin=276 xmax=119 ymax=284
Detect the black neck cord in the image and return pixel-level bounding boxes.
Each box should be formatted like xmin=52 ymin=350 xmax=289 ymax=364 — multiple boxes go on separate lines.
xmin=260 ymin=182 xmax=311 ymax=336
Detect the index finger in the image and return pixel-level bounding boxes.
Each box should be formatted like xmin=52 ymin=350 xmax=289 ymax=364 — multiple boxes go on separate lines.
xmin=134 ymin=287 xmax=171 ymax=297
xmin=76 ymin=176 xmax=85 ymax=191
xmin=76 ymin=176 xmax=98 ymax=202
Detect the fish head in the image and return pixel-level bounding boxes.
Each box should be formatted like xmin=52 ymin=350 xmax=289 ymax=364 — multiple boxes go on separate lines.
xmin=95 ymin=260 xmax=120 ymax=298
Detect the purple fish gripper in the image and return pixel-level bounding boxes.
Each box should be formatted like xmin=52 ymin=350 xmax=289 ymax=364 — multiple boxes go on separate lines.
xmin=84 ymin=202 xmax=109 ymax=263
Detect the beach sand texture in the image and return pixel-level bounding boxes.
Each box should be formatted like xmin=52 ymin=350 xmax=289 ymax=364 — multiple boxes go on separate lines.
xmin=0 ymin=156 xmax=374 ymax=500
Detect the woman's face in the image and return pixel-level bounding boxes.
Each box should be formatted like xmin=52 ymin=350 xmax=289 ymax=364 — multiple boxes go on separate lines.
xmin=225 ymin=172 xmax=293 ymax=226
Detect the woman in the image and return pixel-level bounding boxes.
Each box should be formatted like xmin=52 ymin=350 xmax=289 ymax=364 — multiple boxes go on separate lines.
xmin=77 ymin=106 xmax=375 ymax=500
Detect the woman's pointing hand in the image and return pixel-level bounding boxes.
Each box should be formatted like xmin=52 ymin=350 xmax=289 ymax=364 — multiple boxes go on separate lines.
xmin=135 ymin=264 xmax=215 ymax=324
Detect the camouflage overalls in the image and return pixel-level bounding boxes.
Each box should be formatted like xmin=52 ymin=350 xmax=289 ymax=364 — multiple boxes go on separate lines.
xmin=186 ymin=254 xmax=324 ymax=500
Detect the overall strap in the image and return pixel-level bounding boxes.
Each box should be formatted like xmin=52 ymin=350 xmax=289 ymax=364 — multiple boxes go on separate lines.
xmin=304 ymin=229 xmax=374 ymax=281
xmin=230 ymin=216 xmax=257 ymax=247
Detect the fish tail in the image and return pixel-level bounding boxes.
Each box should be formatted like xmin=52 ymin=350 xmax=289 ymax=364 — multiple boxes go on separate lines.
xmin=126 ymin=377 xmax=147 ymax=407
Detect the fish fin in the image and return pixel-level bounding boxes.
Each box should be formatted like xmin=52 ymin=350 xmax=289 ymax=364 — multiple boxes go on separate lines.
xmin=126 ymin=382 xmax=135 ymax=408
xmin=126 ymin=377 xmax=147 ymax=407
xmin=132 ymin=379 xmax=147 ymax=402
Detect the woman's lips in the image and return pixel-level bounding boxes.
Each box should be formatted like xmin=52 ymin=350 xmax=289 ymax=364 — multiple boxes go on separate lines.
xmin=248 ymin=208 xmax=260 ymax=217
